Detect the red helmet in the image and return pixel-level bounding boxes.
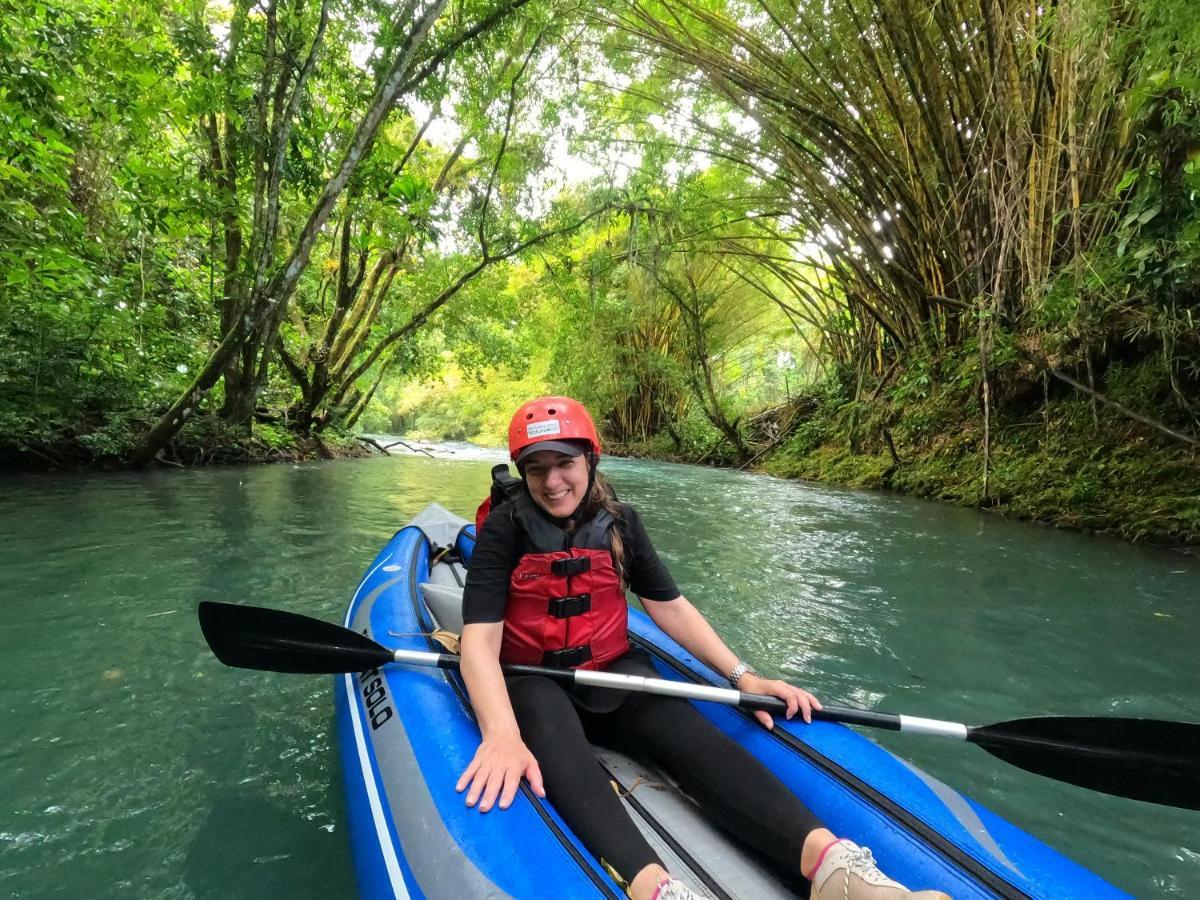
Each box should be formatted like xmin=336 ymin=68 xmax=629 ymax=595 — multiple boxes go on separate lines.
xmin=507 ymin=396 xmax=601 ymax=464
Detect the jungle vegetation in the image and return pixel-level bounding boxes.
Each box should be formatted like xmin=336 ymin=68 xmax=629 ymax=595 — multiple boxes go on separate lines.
xmin=2 ymin=0 xmax=1197 ymax=541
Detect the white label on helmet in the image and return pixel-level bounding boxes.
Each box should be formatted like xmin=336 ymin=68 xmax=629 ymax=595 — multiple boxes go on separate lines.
xmin=526 ymin=420 xmax=562 ymax=438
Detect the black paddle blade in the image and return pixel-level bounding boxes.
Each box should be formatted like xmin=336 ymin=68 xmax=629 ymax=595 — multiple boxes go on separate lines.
xmin=198 ymin=601 xmax=394 ymax=674
xmin=969 ymin=716 xmax=1200 ymax=810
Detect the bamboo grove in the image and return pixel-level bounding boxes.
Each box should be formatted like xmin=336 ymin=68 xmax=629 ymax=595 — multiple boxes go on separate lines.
xmin=602 ymin=0 xmax=1199 ymax=415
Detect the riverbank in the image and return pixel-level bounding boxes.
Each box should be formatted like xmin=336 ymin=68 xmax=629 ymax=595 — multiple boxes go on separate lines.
xmin=763 ymin=403 xmax=1199 ymax=548
xmin=615 ymin=375 xmax=1200 ymax=547
xmin=5 ymin=389 xmax=1195 ymax=547
xmin=0 ymin=416 xmax=372 ymax=471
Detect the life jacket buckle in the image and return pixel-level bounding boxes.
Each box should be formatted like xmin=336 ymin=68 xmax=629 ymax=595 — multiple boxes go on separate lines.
xmin=551 ymin=556 xmax=591 ymax=576
xmin=541 ymin=646 xmax=593 ymax=668
xmin=548 ymin=593 xmax=591 ymax=618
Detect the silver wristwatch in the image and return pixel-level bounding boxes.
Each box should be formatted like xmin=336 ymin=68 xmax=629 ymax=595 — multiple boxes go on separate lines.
xmin=728 ymin=660 xmax=757 ymax=689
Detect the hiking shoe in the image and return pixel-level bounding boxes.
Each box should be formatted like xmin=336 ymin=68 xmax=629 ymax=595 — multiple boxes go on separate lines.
xmin=811 ymin=840 xmax=951 ymax=900
xmin=651 ymin=877 xmax=704 ymax=900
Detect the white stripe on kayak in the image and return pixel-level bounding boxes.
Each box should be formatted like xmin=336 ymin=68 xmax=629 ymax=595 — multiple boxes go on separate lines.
xmin=898 ymin=715 xmax=969 ymax=739
xmin=344 ymin=672 xmax=411 ymax=899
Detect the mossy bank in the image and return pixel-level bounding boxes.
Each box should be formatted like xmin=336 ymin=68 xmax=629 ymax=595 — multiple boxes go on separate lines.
xmin=0 ymin=416 xmax=371 ymax=471
xmin=618 ymin=353 xmax=1199 ymax=547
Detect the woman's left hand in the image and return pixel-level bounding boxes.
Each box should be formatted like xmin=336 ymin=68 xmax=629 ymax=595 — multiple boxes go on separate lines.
xmin=737 ymin=673 xmax=822 ymax=730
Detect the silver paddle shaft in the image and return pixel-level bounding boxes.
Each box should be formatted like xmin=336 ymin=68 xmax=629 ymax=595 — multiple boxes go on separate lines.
xmin=389 ymin=648 xmax=969 ymax=738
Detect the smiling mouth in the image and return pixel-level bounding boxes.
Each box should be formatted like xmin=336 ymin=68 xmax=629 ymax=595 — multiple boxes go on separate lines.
xmin=544 ymin=489 xmax=570 ymax=501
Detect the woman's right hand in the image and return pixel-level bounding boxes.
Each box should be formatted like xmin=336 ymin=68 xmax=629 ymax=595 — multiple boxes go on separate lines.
xmin=455 ymin=731 xmax=545 ymax=812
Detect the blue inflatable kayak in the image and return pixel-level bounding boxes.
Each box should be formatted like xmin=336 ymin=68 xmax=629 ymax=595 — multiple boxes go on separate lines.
xmin=335 ymin=504 xmax=1127 ymax=899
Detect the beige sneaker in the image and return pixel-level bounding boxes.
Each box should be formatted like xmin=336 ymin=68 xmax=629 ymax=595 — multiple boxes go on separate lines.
xmin=811 ymin=840 xmax=951 ymax=900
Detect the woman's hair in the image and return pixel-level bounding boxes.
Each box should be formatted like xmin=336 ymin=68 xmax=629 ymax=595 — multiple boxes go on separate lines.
xmin=567 ymin=464 xmax=625 ymax=584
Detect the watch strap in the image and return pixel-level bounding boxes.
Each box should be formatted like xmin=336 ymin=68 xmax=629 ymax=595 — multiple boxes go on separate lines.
xmin=727 ymin=660 xmax=756 ymax=688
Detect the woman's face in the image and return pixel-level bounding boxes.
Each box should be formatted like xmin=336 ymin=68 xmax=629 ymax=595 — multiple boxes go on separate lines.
xmin=522 ymin=450 xmax=589 ymax=518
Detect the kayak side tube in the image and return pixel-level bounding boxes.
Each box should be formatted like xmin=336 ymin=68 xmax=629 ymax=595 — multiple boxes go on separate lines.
xmin=628 ymin=615 xmax=1129 ymax=900
xmin=336 ymin=525 xmax=624 ymax=900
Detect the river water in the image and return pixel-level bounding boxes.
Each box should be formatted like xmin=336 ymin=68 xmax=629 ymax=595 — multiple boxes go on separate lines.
xmin=1 ymin=449 xmax=1197 ymax=898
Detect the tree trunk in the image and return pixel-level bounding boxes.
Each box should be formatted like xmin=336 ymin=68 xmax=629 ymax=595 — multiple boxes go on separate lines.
xmin=129 ymin=320 xmax=248 ymax=465
xmin=221 ymin=339 xmax=260 ymax=425
xmin=128 ymin=0 xmax=460 ymax=465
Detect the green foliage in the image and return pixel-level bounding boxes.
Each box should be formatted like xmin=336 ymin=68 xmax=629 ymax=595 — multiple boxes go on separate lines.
xmin=74 ymin=411 xmax=143 ymax=459
xmin=0 ymin=0 xmax=214 ymax=459
xmin=1103 ymin=359 xmax=1172 ymax=409
xmin=629 ymin=409 xmax=732 ymax=463
xmin=1028 ymin=2 xmax=1200 ymax=410
xmin=775 ymin=416 xmax=829 ymax=459
xmin=0 ymin=0 xmax=595 ymax=459
xmin=251 ymin=422 xmax=297 ymax=452
xmin=377 ymin=349 xmax=551 ymax=444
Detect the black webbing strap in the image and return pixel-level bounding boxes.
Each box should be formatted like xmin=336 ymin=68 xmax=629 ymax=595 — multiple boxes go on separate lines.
xmin=551 ymin=556 xmax=591 ymax=577
xmin=541 ymin=646 xmax=593 ymax=668
xmin=547 ymin=593 xmax=591 ymax=618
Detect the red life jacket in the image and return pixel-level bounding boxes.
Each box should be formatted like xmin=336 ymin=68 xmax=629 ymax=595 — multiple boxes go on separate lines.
xmin=491 ymin=485 xmax=630 ymax=671
xmin=474 ymin=496 xmax=493 ymax=536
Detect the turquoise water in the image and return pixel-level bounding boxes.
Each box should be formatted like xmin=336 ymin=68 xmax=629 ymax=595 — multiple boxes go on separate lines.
xmin=1 ymin=452 xmax=1197 ymax=897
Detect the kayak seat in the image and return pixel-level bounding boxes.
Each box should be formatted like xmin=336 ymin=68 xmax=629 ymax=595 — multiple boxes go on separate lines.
xmin=421 ymin=567 xmax=467 ymax=634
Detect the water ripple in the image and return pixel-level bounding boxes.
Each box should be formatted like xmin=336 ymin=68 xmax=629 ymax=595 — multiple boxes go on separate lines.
xmin=0 ymin=456 xmax=1195 ymax=898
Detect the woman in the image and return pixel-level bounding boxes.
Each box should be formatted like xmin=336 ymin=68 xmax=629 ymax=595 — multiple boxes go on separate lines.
xmin=457 ymin=396 xmax=949 ymax=900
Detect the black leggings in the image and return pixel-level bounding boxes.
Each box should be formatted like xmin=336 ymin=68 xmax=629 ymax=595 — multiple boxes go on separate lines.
xmin=508 ymin=676 xmax=825 ymax=884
